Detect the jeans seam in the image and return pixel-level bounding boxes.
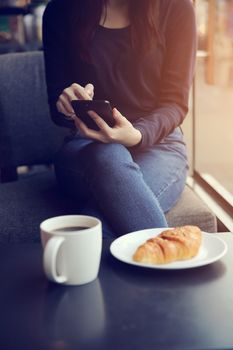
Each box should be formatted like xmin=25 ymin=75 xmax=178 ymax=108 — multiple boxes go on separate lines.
xmin=155 ymin=165 xmax=187 ymax=200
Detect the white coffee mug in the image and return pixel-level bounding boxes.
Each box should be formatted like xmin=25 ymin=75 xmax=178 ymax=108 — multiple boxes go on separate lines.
xmin=40 ymin=215 xmax=102 ymax=286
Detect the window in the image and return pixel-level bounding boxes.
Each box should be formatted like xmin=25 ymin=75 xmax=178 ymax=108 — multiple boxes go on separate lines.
xmin=192 ymin=0 xmax=233 ymax=227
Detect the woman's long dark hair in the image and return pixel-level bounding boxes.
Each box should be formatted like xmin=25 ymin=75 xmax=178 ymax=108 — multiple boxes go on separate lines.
xmin=69 ymin=0 xmax=160 ymax=61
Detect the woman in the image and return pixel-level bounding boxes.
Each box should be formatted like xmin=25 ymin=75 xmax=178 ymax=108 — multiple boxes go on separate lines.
xmin=43 ymin=0 xmax=197 ymax=237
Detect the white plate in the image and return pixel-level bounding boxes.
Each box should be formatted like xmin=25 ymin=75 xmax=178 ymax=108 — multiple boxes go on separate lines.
xmin=110 ymin=228 xmax=228 ymax=269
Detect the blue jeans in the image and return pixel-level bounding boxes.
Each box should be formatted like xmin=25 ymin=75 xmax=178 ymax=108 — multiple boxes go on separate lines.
xmin=54 ymin=127 xmax=188 ymax=238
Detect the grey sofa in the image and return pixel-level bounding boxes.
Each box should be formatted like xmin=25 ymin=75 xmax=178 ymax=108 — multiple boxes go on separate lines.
xmin=0 ymin=51 xmax=217 ymax=243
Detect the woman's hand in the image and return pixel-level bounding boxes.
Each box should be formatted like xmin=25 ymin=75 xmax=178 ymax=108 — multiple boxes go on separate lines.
xmin=56 ymin=83 xmax=94 ymax=118
xmin=73 ymin=107 xmax=142 ymax=147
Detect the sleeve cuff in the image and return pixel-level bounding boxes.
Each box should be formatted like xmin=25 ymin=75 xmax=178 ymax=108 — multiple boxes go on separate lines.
xmin=131 ymin=124 xmax=147 ymax=150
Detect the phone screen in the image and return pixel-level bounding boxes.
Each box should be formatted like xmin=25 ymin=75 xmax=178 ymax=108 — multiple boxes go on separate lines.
xmin=71 ymin=100 xmax=115 ymax=130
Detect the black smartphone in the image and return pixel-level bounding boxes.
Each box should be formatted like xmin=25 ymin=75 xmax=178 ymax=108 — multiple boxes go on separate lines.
xmin=71 ymin=100 xmax=115 ymax=131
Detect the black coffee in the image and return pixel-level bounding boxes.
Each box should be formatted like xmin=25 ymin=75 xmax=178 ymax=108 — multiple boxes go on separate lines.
xmin=52 ymin=226 xmax=89 ymax=233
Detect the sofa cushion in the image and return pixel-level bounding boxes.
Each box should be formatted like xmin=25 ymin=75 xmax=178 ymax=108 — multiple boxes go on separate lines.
xmin=0 ymin=170 xmax=217 ymax=243
xmin=0 ymin=51 xmax=67 ymax=168
xmin=0 ymin=171 xmax=80 ymax=243
xmin=166 ymin=186 xmax=217 ymax=232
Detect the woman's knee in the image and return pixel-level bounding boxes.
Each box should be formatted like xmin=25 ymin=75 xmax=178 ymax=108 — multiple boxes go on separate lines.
xmin=85 ymin=142 xmax=139 ymax=174
xmin=87 ymin=142 xmax=127 ymax=160
xmin=54 ymin=137 xmax=93 ymax=169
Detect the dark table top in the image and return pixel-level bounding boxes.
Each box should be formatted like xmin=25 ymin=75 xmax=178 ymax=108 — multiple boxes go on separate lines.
xmin=0 ymin=233 xmax=233 ymax=350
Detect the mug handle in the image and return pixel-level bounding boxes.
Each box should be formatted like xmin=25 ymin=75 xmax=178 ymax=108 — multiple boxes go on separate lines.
xmin=43 ymin=236 xmax=67 ymax=284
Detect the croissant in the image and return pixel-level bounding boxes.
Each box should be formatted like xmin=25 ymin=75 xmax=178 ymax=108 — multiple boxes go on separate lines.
xmin=133 ymin=226 xmax=202 ymax=264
